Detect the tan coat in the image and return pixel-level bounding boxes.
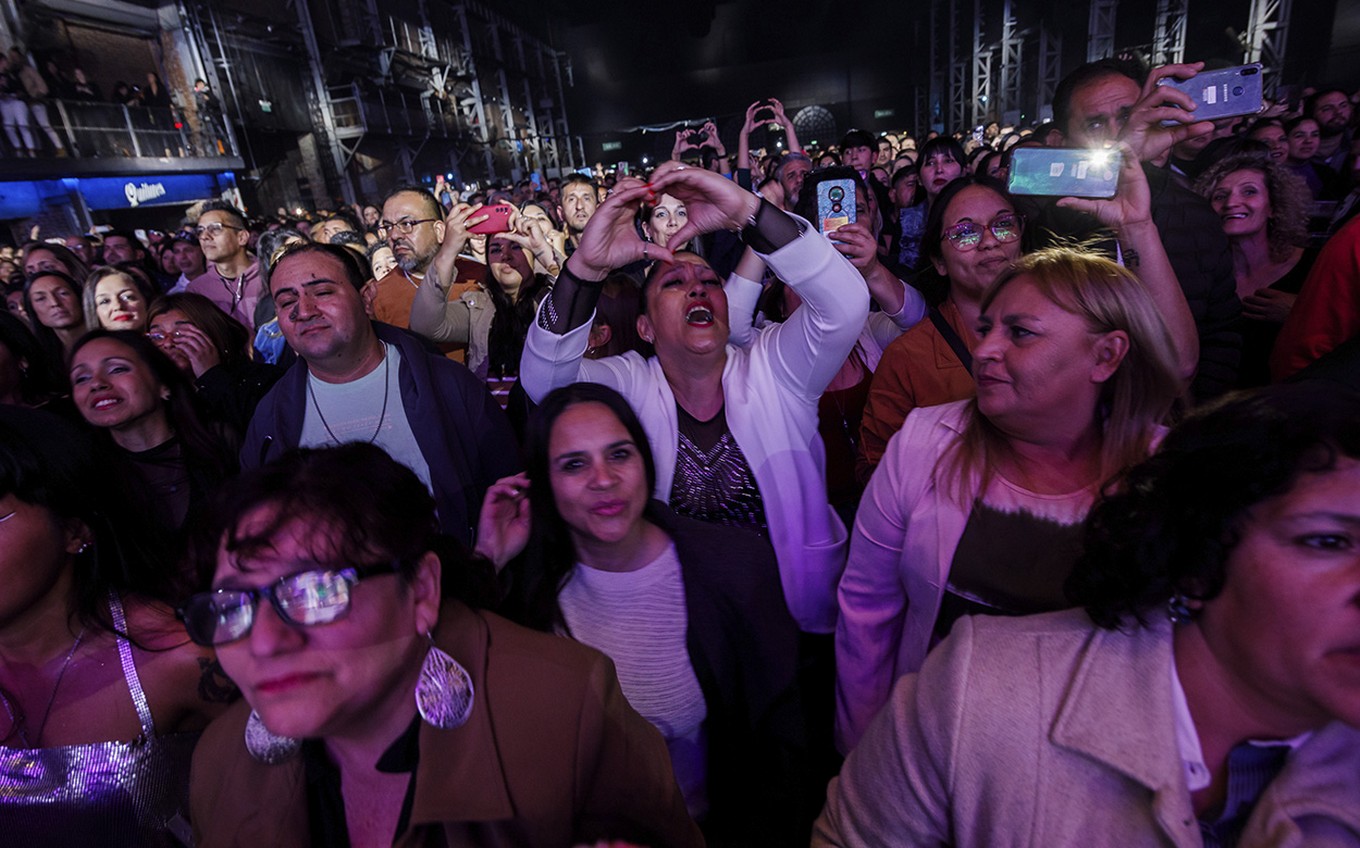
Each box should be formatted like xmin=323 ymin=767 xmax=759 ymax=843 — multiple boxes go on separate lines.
xmin=817 ymin=609 xmax=1360 ymax=847
xmin=190 ymin=602 xmax=702 ymax=848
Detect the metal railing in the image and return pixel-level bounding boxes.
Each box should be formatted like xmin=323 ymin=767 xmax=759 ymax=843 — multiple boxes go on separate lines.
xmin=43 ymin=100 xmax=240 ymax=160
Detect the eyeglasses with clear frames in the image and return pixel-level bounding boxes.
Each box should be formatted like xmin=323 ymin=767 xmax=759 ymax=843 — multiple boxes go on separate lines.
xmin=195 ymin=222 xmax=244 ymax=240
xmin=376 ymin=218 xmax=439 ymax=237
xmin=177 ymin=563 xmax=398 ymax=647
xmin=941 ymin=213 xmax=1023 ymax=252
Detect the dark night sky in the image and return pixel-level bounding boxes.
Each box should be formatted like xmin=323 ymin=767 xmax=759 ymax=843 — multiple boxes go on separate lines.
xmin=499 ymin=0 xmax=1345 ymax=158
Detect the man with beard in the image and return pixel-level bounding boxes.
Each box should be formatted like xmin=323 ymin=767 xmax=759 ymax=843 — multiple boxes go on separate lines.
xmin=557 ymin=174 xmax=598 ymax=256
xmin=371 ymin=185 xmax=482 ymax=361
xmin=1307 ymin=88 xmax=1354 ymax=174
xmin=774 ymin=152 xmax=813 ymax=211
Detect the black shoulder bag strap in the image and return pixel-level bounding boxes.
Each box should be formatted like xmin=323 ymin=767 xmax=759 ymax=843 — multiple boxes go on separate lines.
xmin=927 ymin=306 xmax=973 ymax=373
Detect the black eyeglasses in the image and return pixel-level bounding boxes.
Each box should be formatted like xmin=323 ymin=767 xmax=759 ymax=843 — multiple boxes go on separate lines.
xmin=177 ymin=563 xmax=396 ymax=647
xmin=376 ymin=218 xmax=439 ymax=237
xmin=941 ymin=214 xmax=1023 ymax=251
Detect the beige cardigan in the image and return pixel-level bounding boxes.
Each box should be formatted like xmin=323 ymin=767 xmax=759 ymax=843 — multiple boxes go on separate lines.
xmin=817 ymin=609 xmax=1360 ymax=847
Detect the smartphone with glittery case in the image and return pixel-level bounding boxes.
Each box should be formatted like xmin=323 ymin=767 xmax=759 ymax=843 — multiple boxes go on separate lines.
xmin=816 ymin=179 xmax=856 ymax=234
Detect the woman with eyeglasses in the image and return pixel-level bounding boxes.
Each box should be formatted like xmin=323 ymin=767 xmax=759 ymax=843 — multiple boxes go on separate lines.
xmin=147 ymin=293 xmax=283 ymax=435
xmin=835 ymin=150 xmax=1200 ymax=753
xmin=183 ymin=443 xmax=701 ymax=848
xmin=858 ymin=148 xmax=1192 ymax=479
xmin=0 ymin=405 xmax=231 ymax=846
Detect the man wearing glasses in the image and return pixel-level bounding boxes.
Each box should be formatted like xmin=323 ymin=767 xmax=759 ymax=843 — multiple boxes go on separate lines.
xmin=187 ymin=201 xmax=263 ymax=332
xmin=370 ymin=186 xmax=484 ymax=362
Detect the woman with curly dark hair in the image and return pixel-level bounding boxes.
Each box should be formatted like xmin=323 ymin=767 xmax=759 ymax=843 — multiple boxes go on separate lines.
xmin=1195 ymin=152 xmax=1317 ymax=387
xmin=817 ymin=382 xmax=1360 ymax=847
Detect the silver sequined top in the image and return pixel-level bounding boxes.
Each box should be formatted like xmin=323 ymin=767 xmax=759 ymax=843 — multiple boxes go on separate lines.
xmin=0 ymin=591 xmax=200 ymax=847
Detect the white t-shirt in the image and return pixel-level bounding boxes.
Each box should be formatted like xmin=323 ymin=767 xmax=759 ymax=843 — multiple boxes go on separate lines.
xmin=299 ymin=342 xmax=433 ymax=493
xmin=558 ymin=543 xmax=709 ymax=818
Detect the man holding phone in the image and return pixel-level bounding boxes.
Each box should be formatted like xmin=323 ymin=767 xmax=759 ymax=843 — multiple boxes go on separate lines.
xmin=1043 ymin=57 xmax=1242 ymax=400
xmin=371 ymin=185 xmax=484 ymax=361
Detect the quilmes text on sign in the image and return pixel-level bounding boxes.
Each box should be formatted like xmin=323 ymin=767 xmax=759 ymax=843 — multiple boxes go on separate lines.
xmin=125 ymin=181 xmax=168 ymax=207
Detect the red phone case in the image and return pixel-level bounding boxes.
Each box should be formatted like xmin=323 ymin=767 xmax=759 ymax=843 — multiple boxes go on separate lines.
xmin=469 ymin=204 xmax=513 ymax=235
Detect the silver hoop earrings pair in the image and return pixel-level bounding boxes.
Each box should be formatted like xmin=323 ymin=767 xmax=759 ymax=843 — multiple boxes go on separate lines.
xmin=244 ymin=636 xmax=474 ymax=764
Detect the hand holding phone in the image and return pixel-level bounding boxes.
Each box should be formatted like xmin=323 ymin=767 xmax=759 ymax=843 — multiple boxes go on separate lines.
xmin=1008 ymin=148 xmax=1121 ymax=198
xmin=1156 ymin=63 xmax=1264 ymax=127
xmin=468 ymin=203 xmax=514 ymax=235
xmin=816 ymin=179 xmax=857 ymax=234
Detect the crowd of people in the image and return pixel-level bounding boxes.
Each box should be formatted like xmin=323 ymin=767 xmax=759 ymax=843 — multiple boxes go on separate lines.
xmin=0 ymin=43 xmax=221 ymax=158
xmin=1 ymin=54 xmax=1359 ymax=847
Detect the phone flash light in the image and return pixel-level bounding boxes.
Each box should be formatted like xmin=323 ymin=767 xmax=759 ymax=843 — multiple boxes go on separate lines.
xmin=1087 ymin=150 xmax=1114 ymax=168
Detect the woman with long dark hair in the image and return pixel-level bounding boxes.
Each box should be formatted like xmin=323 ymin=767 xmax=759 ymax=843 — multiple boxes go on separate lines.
xmin=410 ymin=232 xmax=549 ymax=406
xmin=147 ymin=292 xmax=282 ymax=434
xmin=0 ymin=405 xmax=231 ymax=845
xmin=478 ymin=383 xmax=812 ymax=844
xmin=68 ymin=330 xmax=236 ymax=547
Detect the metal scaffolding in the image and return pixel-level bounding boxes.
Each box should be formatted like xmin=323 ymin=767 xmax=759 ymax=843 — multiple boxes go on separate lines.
xmin=1244 ymin=0 xmax=1291 ymax=94
xmin=948 ymin=0 xmax=969 ymax=132
xmin=1087 ymin=0 xmax=1118 ymax=62
xmin=1152 ymin=0 xmax=1188 ymax=65
xmin=970 ymin=0 xmax=991 ymax=126
xmin=928 ymin=0 xmax=946 ymax=131
xmin=1036 ymin=23 xmax=1062 ymax=121
xmin=997 ymin=0 xmax=1024 ymax=120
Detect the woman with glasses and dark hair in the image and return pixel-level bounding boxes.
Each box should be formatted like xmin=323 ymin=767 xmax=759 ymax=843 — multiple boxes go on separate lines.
xmin=183 ymin=442 xmax=700 ymax=848
xmin=147 ymin=292 xmax=282 ymax=434
xmin=476 ymin=383 xmax=813 ymax=844
xmin=858 ymin=147 xmax=1193 ymax=478
xmin=0 ymin=405 xmax=230 ymax=846
xmin=835 ymin=238 xmax=1195 ymax=753
xmin=819 ymin=383 xmax=1360 ymax=846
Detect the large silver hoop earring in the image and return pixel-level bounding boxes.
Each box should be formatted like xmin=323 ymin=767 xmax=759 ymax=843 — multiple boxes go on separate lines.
xmin=415 ymin=636 xmax=474 ymax=730
xmin=244 ymin=709 xmax=301 ymax=764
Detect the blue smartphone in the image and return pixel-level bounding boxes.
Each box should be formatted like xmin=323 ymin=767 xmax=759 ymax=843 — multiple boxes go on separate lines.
xmin=1007 ymin=148 xmax=1121 ymax=198
xmin=816 ymin=179 xmax=857 ymax=234
xmin=1157 ymin=64 xmax=1264 ymax=126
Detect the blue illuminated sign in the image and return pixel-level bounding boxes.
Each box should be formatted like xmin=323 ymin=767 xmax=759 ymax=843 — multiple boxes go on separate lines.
xmin=0 ymin=172 xmax=237 ymax=219
xmin=78 ymin=173 xmax=235 ymax=210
